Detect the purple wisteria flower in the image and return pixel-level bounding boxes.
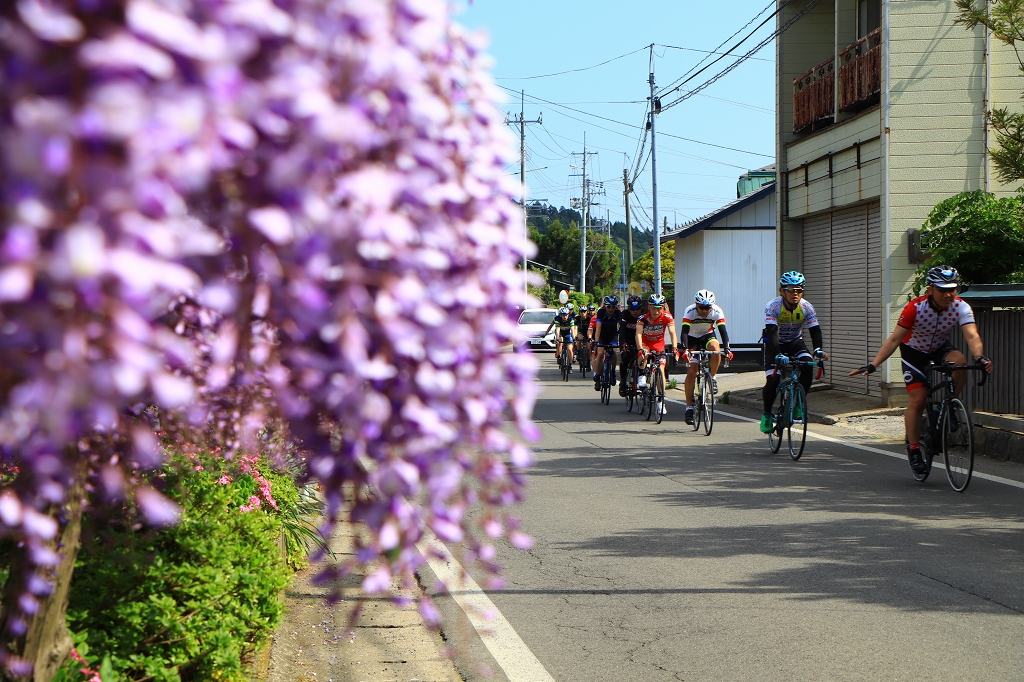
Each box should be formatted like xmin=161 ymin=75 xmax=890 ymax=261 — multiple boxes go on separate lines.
xmin=0 ymin=0 xmax=538 ymax=670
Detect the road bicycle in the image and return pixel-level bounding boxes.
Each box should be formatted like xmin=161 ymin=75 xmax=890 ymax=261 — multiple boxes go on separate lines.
xmin=910 ymin=362 xmax=988 ymax=492
xmin=624 ymin=348 xmax=641 ymax=413
xmin=688 ymin=350 xmax=728 ymax=436
xmin=768 ymin=354 xmax=824 ymax=460
xmin=639 ymin=350 xmax=669 ymax=424
xmin=558 ymin=337 xmax=572 ymax=382
xmin=577 ymin=338 xmax=591 ymax=378
xmin=598 ymin=343 xmax=619 ymax=406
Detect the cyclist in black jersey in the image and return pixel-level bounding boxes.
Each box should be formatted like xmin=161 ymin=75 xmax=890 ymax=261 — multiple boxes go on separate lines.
xmin=592 ymin=296 xmax=621 ymax=391
xmin=617 ymin=296 xmax=643 ymax=396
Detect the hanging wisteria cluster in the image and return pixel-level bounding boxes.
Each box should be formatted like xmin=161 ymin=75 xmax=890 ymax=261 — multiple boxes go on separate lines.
xmin=0 ymin=0 xmax=538 ymax=668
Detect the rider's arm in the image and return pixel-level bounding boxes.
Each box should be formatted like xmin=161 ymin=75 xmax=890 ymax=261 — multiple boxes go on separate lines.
xmin=717 ymin=323 xmax=730 ymax=349
xmin=850 ymin=323 xmax=908 ymax=375
xmin=544 ymin=320 xmax=554 ymax=335
xmin=635 ymin=320 xmax=646 ymax=350
xmin=764 ymin=323 xmax=780 ymax=349
xmin=594 ymin=319 xmax=602 ymax=340
xmin=679 ymin=322 xmax=691 ymax=337
xmin=667 ymin=321 xmax=679 ymax=348
xmin=809 ymin=325 xmax=824 ymax=353
xmin=960 ymin=323 xmax=993 ymax=372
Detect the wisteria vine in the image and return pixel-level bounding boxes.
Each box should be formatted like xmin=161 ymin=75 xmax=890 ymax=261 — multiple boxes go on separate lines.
xmin=0 ymin=0 xmax=538 ymax=671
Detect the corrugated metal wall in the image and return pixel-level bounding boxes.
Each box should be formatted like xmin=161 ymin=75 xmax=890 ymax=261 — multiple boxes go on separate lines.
xmin=800 ymin=201 xmax=882 ymax=396
xmin=953 ymin=309 xmax=1024 ymax=416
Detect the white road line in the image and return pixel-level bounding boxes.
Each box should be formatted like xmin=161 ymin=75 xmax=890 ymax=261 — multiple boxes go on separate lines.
xmin=418 ymin=531 xmax=556 ymax=682
xmin=665 ymin=397 xmax=1024 ymax=491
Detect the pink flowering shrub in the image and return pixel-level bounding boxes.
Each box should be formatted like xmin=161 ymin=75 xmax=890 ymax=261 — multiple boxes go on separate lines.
xmin=0 ymin=0 xmax=537 ymax=669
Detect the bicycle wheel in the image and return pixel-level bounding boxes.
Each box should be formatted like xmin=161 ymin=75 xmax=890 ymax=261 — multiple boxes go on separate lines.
xmin=655 ymin=371 xmax=666 ymax=424
xmin=645 ymin=378 xmax=655 ymax=421
xmin=626 ymin=365 xmax=637 ymax=412
xmin=702 ymin=370 xmax=714 ymax=436
xmin=788 ymin=383 xmax=808 ymax=460
xmin=691 ymin=375 xmax=702 ymax=432
xmin=768 ymin=387 xmax=787 ymax=454
xmin=561 ymin=349 xmax=569 ymax=381
xmin=942 ymin=398 xmax=974 ymax=492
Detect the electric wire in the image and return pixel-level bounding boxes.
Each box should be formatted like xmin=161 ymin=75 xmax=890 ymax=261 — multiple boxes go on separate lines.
xmin=495 ymin=45 xmax=649 ymax=80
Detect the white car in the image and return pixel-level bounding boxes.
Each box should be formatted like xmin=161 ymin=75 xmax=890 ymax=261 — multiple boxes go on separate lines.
xmin=516 ymin=308 xmax=559 ymax=350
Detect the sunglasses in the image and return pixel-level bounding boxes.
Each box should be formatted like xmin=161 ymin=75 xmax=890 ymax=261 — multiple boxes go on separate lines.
xmin=696 ymin=304 xmax=711 ymax=310
xmin=650 ymin=305 xmax=664 ymax=310
xmin=783 ymin=287 xmax=804 ymax=294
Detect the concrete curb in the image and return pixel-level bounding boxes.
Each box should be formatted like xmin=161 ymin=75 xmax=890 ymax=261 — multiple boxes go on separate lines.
xmin=718 ymin=390 xmax=839 ymax=425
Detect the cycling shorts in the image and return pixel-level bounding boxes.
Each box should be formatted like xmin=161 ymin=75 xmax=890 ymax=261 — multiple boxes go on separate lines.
xmin=763 ymin=339 xmax=812 ymax=377
xmin=900 ymin=341 xmax=955 ymax=392
xmin=686 ymin=332 xmax=718 ymax=363
xmin=598 ymin=341 xmax=620 ymax=349
xmin=558 ymin=333 xmax=574 ymax=344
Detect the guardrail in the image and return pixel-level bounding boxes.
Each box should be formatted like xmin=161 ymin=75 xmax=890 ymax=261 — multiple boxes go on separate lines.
xmin=793 ymin=55 xmax=835 ymax=132
xmin=838 ymin=27 xmax=882 ymax=112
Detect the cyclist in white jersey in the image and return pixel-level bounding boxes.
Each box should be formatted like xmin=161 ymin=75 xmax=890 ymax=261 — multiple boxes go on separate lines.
xmin=680 ymin=289 xmax=733 ymax=425
xmin=760 ymin=271 xmax=829 ymax=434
xmin=849 ymin=265 xmax=993 ymax=475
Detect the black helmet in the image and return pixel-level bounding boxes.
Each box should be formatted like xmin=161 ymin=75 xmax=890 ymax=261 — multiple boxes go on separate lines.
xmin=926 ymin=265 xmax=960 ymax=289
xmin=604 ymin=295 xmax=618 ymax=307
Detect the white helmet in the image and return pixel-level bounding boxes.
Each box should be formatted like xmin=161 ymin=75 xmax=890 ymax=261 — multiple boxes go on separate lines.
xmin=695 ymin=289 xmax=715 ymax=306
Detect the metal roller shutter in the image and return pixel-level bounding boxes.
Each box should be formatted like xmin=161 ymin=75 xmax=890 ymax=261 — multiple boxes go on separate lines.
xmin=866 ymin=202 xmax=882 ymax=397
xmin=801 ymin=213 xmax=832 ymax=384
xmin=830 ymin=205 xmax=871 ymax=393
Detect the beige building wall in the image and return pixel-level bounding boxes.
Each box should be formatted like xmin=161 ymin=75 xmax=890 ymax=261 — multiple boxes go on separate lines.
xmin=885 ymin=1 xmax=987 ymax=384
xmin=988 ymin=18 xmax=1024 ymax=197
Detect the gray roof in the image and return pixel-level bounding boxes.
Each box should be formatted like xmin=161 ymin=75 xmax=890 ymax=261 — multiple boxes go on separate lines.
xmin=661 ymin=181 xmax=775 ymax=243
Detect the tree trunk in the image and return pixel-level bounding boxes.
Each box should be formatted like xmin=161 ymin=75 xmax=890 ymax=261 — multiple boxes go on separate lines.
xmin=1 ymin=461 xmax=88 ymax=682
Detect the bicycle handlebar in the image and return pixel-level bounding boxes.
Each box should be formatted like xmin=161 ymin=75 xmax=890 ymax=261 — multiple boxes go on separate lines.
xmin=931 ymin=362 xmax=989 ymax=388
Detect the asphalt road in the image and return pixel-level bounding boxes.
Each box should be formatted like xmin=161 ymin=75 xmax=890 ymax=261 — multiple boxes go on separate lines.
xmin=483 ymin=363 xmax=1024 ymax=681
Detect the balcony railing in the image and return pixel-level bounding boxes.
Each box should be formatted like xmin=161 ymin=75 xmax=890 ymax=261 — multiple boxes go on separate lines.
xmin=839 ymin=27 xmax=882 ymax=112
xmin=792 ymin=27 xmax=882 ymax=133
xmin=793 ymin=56 xmax=835 ymax=133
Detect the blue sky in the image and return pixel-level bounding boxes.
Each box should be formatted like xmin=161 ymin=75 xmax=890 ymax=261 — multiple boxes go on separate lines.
xmin=455 ymin=0 xmax=777 ymax=229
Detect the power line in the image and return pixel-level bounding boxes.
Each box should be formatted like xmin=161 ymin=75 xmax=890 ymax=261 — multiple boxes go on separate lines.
xmin=495 ymin=45 xmax=648 ymax=80
xmin=661 ymin=0 xmax=822 ymax=112
xmin=657 ymin=43 xmax=773 ymax=64
xmin=498 ymin=85 xmax=772 ymax=159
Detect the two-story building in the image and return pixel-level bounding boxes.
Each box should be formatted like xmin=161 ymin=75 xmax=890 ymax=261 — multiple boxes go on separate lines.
xmin=776 ymin=0 xmax=1015 ymax=404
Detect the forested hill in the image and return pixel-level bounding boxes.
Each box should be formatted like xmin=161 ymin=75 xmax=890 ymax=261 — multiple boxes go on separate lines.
xmin=527 ymin=204 xmax=653 ymax=262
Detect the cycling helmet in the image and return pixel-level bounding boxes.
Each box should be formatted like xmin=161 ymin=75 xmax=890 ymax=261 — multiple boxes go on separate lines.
xmin=627 ymin=297 xmax=642 ymax=312
xmin=587 ymin=304 xmax=595 ymax=311
xmin=779 ymin=271 xmax=806 ymax=287
xmin=557 ymin=307 xmax=568 ymax=316
xmin=926 ymin=264 xmax=960 ymax=289
xmin=566 ymin=302 xmax=575 ymax=311
xmin=648 ymin=293 xmax=666 ymax=307
xmin=695 ymin=289 xmax=715 ymax=306
xmin=604 ymin=295 xmax=618 ymax=307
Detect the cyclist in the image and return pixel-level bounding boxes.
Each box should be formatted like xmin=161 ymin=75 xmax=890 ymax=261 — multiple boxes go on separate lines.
xmin=617 ymin=295 xmax=644 ymax=397
xmin=849 ymin=265 xmax=993 ymax=474
xmin=760 ymin=271 xmax=829 ymax=434
xmin=576 ymin=304 xmax=593 ymax=360
xmin=543 ymin=306 xmax=576 ymax=370
xmin=636 ymin=293 xmax=679 ymax=415
xmin=593 ymin=296 xmax=621 ymax=391
xmin=680 ymin=289 xmax=734 ymax=425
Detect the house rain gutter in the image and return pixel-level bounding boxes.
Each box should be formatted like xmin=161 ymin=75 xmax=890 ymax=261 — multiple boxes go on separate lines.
xmin=882 ymin=0 xmax=892 ymax=386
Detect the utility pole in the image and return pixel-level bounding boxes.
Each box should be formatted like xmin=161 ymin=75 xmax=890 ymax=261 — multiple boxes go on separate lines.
xmin=649 ymin=60 xmax=662 ymax=295
xmin=622 ymin=169 xmax=634 ymax=267
xmin=505 ymin=90 xmax=541 ymax=305
xmin=570 ymin=133 xmax=598 ymax=295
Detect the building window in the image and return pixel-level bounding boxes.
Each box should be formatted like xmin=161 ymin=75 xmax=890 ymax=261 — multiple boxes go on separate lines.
xmin=858 ymin=0 xmax=880 ymax=38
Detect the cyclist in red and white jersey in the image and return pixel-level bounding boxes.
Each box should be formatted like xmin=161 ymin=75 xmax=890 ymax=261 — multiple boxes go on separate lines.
xmin=850 ymin=265 xmax=993 ymax=475
xmin=635 ymin=294 xmax=679 ymax=415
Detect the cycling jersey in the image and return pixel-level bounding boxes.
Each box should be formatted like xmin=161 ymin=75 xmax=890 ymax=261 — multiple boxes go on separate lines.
xmin=638 ymin=310 xmax=674 ymax=351
xmin=618 ymin=311 xmax=642 ymax=347
xmin=764 ymin=297 xmax=818 ymax=343
xmin=681 ymin=303 xmax=726 ymax=338
xmin=897 ymin=295 xmax=975 ymax=353
xmin=595 ymin=308 xmax=620 ymax=344
xmin=552 ymin=314 xmax=575 ymax=338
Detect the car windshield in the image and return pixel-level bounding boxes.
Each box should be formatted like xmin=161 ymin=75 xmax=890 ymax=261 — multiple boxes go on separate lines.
xmin=518 ymin=311 xmax=554 ymax=325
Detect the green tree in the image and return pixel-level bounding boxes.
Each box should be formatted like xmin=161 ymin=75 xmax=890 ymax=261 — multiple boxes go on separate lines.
xmin=527 ymin=265 xmax=556 ymax=306
xmin=914 ymin=190 xmax=1024 ymax=291
xmin=629 ymin=241 xmax=675 ymax=291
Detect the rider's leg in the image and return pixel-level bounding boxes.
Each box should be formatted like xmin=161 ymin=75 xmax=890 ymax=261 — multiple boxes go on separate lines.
xmin=762 ymin=374 xmax=781 ymax=414
xmin=594 ymin=347 xmax=605 ymax=381
xmin=554 ymin=339 xmax=561 ymax=359
xmin=708 ymin=339 xmax=722 ymax=375
xmin=944 ymin=349 xmax=968 ymax=394
xmin=905 ymin=386 xmax=928 ymax=445
xmin=567 ymin=338 xmax=575 ymax=364
xmin=684 ymin=362 xmax=698 ymax=406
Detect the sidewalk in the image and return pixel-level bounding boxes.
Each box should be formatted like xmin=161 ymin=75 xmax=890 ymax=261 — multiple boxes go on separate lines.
xmin=266 ymin=521 xmax=462 ymax=682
